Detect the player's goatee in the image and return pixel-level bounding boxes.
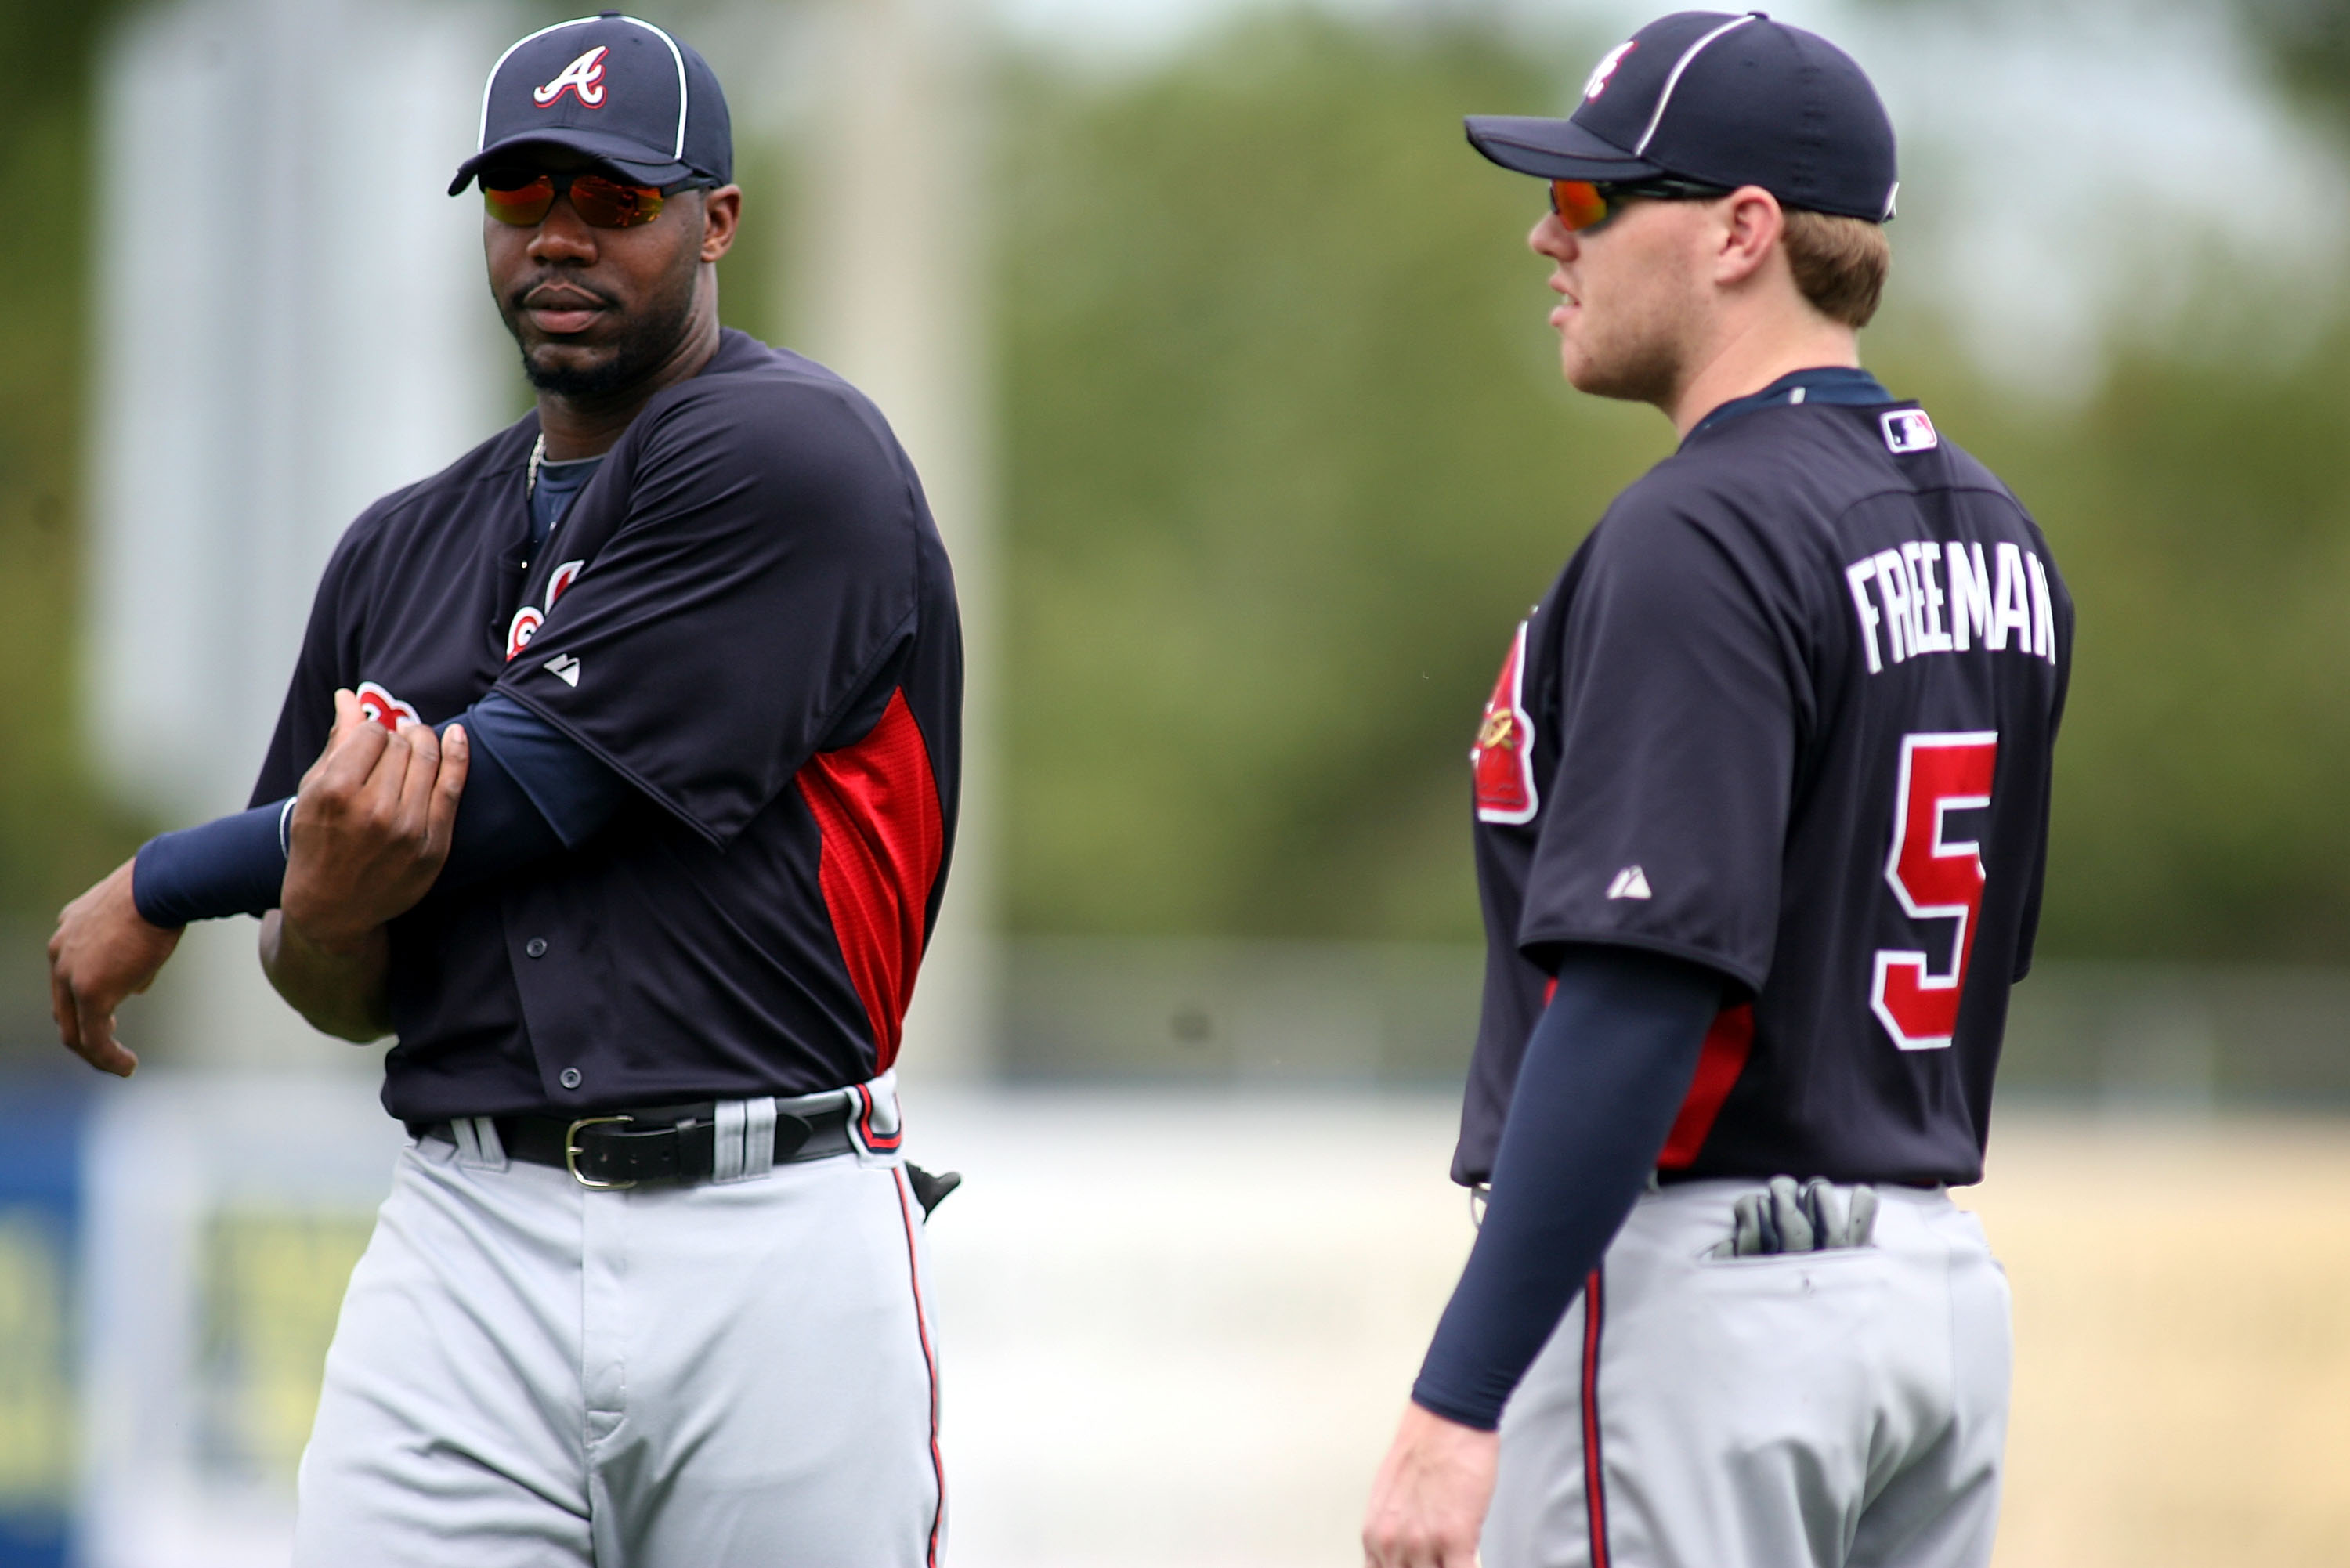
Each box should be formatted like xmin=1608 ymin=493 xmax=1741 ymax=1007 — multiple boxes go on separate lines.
xmin=502 ymin=265 xmax=699 ymax=398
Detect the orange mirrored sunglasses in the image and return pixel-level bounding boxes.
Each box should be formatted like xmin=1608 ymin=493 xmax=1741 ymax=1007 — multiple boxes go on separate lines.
xmin=481 ymin=168 xmax=693 ymax=229
xmin=1548 ymin=176 xmax=1731 ymax=233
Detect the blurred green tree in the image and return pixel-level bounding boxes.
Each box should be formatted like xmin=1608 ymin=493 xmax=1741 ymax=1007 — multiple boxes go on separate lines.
xmin=2243 ymin=0 xmax=2350 ymax=118
xmin=1000 ymin=11 xmax=1665 ymax=941
xmin=0 ymin=0 xmax=147 ymax=1048
xmin=1921 ymin=333 xmax=2350 ymax=962
xmin=1000 ymin=6 xmax=2350 ymax=965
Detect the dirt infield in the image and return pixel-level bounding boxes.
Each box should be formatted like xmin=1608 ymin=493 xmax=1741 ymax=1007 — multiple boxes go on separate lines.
xmin=1966 ymin=1113 xmax=2350 ymax=1568
xmin=921 ymin=1094 xmax=2350 ymax=1568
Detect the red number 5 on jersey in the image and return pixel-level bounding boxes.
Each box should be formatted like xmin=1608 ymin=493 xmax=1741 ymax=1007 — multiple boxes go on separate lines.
xmin=1873 ymin=732 xmax=1999 ymax=1051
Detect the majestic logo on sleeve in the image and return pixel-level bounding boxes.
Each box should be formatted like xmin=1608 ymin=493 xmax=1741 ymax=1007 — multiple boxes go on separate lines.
xmin=1583 ymin=41 xmax=1636 ymax=100
xmin=533 ymin=46 xmax=609 ymax=107
xmin=1606 ymin=865 xmax=1653 ymax=900
xmin=354 ymin=681 xmax=418 ymax=731
xmin=505 ymin=559 xmax=588 ymax=662
xmin=1472 ymin=621 xmax=1538 ymax=825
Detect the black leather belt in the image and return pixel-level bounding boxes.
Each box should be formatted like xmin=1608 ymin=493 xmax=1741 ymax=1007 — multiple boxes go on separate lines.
xmin=429 ymin=1102 xmax=855 ymax=1189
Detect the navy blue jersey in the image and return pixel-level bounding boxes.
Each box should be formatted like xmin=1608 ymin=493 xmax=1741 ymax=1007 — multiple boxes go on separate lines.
xmin=1455 ymin=396 xmax=2069 ymax=1188
xmin=252 ymin=331 xmax=962 ymax=1122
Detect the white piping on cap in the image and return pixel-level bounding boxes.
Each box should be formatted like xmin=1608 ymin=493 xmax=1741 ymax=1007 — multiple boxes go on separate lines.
xmin=477 ymin=16 xmax=581 ymax=150
xmin=1632 ymin=12 xmax=1759 ymax=159
xmin=475 ymin=13 xmax=692 ymax=164
xmin=622 ymin=14 xmax=692 ymax=161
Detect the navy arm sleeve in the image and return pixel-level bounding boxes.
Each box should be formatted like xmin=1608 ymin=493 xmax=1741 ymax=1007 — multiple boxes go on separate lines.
xmin=132 ymin=802 xmax=295 ymax=927
xmin=1409 ymin=946 xmax=1723 ymax=1431
xmin=129 ymin=695 xmax=629 ymax=924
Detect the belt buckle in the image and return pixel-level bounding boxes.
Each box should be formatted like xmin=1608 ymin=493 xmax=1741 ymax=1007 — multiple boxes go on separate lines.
xmin=564 ymin=1115 xmax=636 ymax=1190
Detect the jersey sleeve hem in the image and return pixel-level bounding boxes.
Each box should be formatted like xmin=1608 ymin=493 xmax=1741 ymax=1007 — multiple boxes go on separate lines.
xmin=495 ymin=685 xmax=731 ymax=848
xmin=1516 ymin=929 xmax=1762 ymax=996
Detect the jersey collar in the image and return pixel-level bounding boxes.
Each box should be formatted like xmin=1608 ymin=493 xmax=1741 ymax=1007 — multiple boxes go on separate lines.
xmin=1683 ymin=365 xmax=1893 ymax=444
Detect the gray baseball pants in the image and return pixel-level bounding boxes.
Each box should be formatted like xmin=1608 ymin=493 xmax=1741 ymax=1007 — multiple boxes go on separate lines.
xmin=291 ymin=1078 xmax=944 ymax=1566
xmin=1484 ymin=1179 xmax=2010 ymax=1568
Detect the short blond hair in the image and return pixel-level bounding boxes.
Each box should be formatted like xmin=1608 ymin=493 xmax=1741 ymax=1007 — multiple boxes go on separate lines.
xmin=1782 ymin=209 xmax=1889 ymax=328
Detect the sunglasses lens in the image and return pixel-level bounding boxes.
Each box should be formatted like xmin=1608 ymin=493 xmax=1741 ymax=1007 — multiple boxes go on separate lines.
xmin=1549 ymin=179 xmax=1610 ymax=232
xmin=483 ymin=174 xmax=555 ymax=226
xmin=569 ymin=175 xmax=664 ymax=228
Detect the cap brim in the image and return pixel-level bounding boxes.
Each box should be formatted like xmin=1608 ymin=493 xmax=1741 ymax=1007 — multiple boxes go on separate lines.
xmin=449 ymin=130 xmax=696 ymax=197
xmin=1464 ymin=115 xmax=1663 ymax=182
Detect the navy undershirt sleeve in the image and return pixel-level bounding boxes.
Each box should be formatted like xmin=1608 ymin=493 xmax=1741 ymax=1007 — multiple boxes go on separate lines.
xmin=1409 ymin=946 xmax=1723 ymax=1431
xmin=132 ymin=801 xmax=294 ymax=927
xmin=463 ymin=692 xmax=629 ymax=850
xmin=128 ymin=696 xmax=629 ymax=925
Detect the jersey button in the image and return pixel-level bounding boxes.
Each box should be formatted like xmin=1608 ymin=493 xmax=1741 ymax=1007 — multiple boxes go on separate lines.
xmin=559 ymin=1068 xmax=582 ymax=1089
xmin=526 ymin=938 xmax=549 ymax=958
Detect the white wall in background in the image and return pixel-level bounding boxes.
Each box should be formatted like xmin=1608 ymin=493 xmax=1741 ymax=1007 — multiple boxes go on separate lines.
xmin=790 ymin=0 xmax=1002 ymax=1082
xmin=75 ymin=1072 xmax=404 ymax=1568
xmin=86 ymin=0 xmax=514 ymax=1067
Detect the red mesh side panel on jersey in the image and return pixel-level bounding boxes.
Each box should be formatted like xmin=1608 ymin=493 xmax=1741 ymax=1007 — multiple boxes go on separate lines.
xmin=797 ymin=690 xmax=945 ymax=1071
xmin=1655 ymin=1003 xmax=1755 ymax=1169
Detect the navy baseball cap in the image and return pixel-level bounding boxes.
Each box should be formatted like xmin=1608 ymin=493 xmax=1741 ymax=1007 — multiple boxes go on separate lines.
xmin=1466 ymin=10 xmax=1898 ymax=222
xmin=448 ymin=13 xmax=732 ymax=197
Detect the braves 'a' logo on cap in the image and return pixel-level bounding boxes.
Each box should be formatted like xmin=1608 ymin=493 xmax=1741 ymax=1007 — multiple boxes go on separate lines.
xmin=1583 ymin=41 xmax=1636 ymax=101
xmin=1472 ymin=620 xmax=1539 ymax=824
xmin=534 ymin=45 xmax=609 ymax=108
xmin=355 ymin=681 xmax=418 ymax=732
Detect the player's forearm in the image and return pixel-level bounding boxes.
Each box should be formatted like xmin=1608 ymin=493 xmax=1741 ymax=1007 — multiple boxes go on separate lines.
xmin=1410 ymin=945 xmax=1722 ymax=1429
xmin=132 ymin=696 xmax=619 ymax=930
xmin=259 ymin=909 xmax=393 ymax=1042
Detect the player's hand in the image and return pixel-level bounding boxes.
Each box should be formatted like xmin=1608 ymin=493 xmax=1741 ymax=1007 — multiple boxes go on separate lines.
xmin=47 ymin=857 xmax=183 ymax=1078
xmin=281 ymin=688 xmax=470 ymax=954
xmin=1362 ymin=1400 xmax=1499 ymax=1568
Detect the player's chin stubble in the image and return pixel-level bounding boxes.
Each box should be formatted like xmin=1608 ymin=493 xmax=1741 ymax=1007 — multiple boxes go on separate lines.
xmin=1560 ymin=245 xmax=1696 ymax=408
xmin=1562 ymin=292 xmax=1689 ymax=407
xmin=504 ymin=240 xmax=702 ymax=400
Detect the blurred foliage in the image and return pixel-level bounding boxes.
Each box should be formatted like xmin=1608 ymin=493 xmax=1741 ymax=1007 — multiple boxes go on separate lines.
xmin=999 ymin=7 xmax=2350 ymax=962
xmin=1928 ymin=332 xmax=2350 ymax=961
xmin=2243 ymin=0 xmax=2350 ymax=119
xmin=9 ymin=1 xmax=2350 ymax=983
xmin=1000 ymin=13 xmax=1665 ymax=941
xmin=0 ymin=1 xmax=148 ymax=960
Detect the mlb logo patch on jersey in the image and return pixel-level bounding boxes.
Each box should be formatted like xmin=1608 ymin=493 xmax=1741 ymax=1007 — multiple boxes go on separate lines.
xmin=1880 ymin=408 xmax=1939 ymax=455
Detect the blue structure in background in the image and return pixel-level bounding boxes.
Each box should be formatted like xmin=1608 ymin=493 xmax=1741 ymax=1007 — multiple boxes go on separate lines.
xmin=0 ymin=1075 xmax=89 ymax=1568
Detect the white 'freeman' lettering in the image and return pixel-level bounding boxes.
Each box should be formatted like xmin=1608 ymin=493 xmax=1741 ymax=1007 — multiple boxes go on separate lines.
xmin=1871 ymin=547 xmax=1911 ymax=663
xmin=1845 ymin=538 xmax=2055 ymax=670
xmin=1845 ymin=560 xmax=1884 ymax=674
xmin=1946 ymin=541 xmax=1990 ymax=651
xmin=1907 ymin=541 xmax=1953 ymax=654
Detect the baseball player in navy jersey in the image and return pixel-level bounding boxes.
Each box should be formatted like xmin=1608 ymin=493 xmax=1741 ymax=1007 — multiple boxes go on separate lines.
xmin=1361 ymin=13 xmax=2069 ymax=1568
xmin=48 ymin=15 xmax=960 ymax=1564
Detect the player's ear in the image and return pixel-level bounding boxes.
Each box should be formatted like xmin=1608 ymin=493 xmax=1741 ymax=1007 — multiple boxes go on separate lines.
xmin=1712 ymin=186 xmax=1784 ymax=289
xmin=699 ymin=186 xmax=742 ymax=265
